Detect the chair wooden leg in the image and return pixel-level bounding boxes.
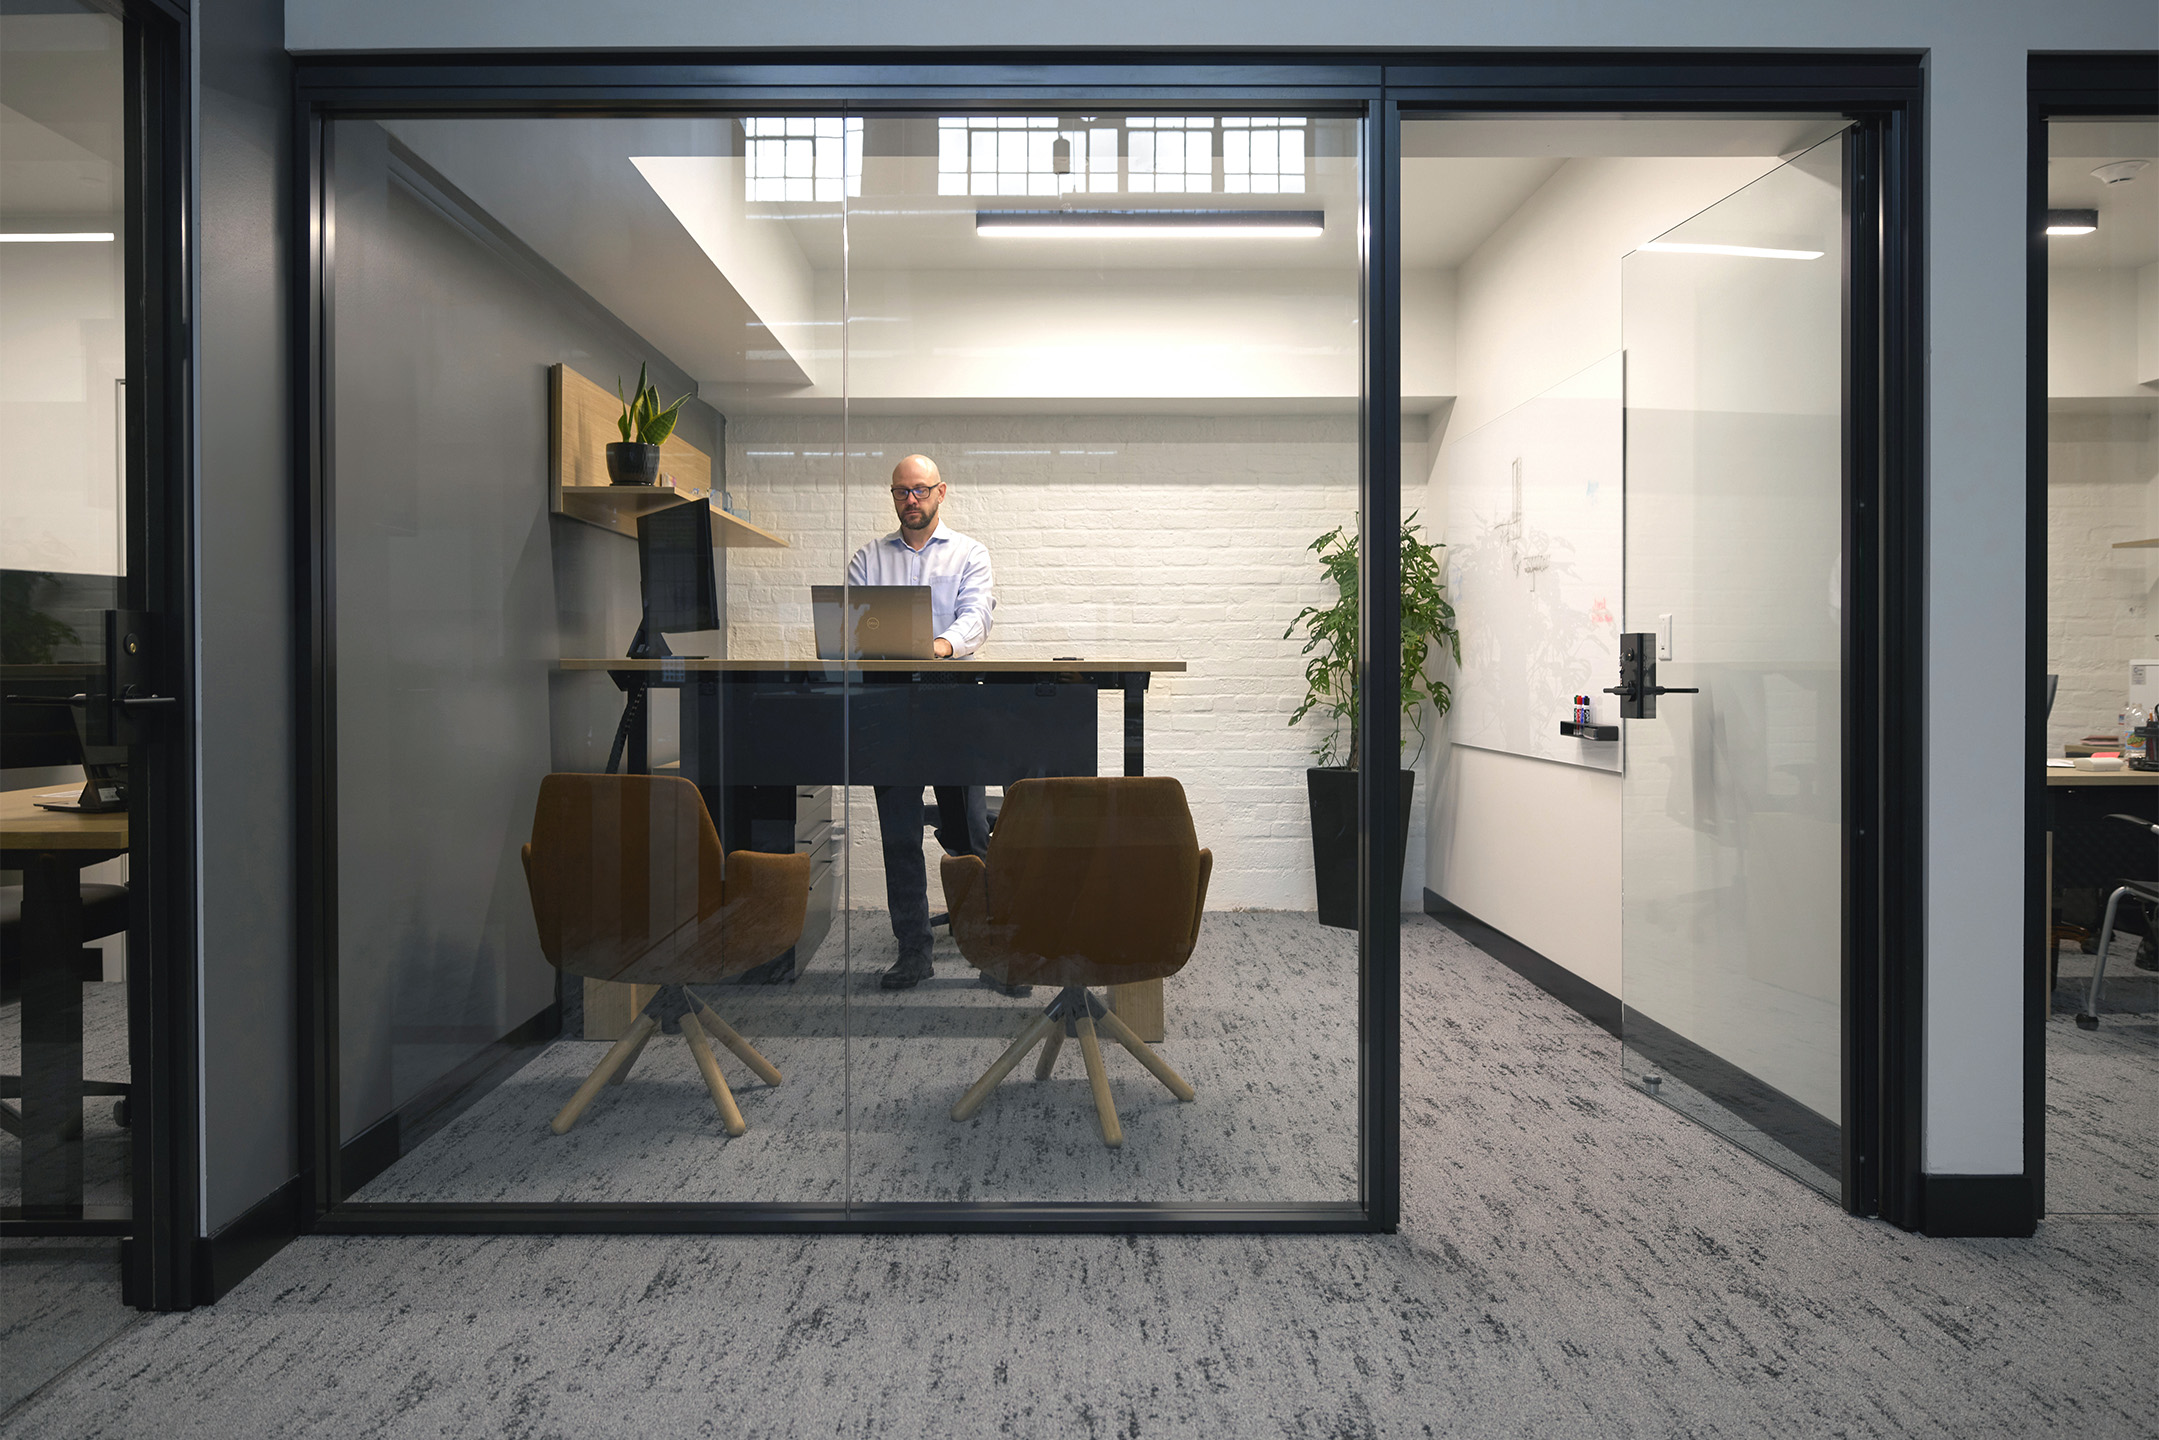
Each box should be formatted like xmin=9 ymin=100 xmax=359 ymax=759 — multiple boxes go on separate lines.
xmin=1074 ymin=1016 xmax=1122 ymax=1147
xmin=1034 ymin=1026 xmax=1065 ymax=1080
xmin=1096 ymin=1006 xmax=1195 ymax=1102
xmin=693 ymin=998 xmax=783 ymax=1086
xmin=553 ymin=1015 xmax=659 ymax=1134
xmin=607 ymin=1021 xmax=658 ymax=1086
xmin=680 ymin=1012 xmax=747 ymax=1136
xmin=952 ymin=1013 xmax=1059 ymax=1121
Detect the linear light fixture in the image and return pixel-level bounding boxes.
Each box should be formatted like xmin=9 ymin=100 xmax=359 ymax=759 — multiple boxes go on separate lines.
xmin=976 ymin=208 xmax=1324 ymax=239
xmin=1636 ymin=240 xmax=1824 ymax=260
xmin=2043 ymin=208 xmax=2099 ymax=236
xmin=0 ymin=231 xmax=115 ymax=243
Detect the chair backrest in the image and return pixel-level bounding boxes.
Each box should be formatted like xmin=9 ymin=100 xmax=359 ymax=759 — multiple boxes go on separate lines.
xmin=982 ymin=776 xmax=1206 ymax=980
xmin=522 ymin=773 xmax=723 ymax=984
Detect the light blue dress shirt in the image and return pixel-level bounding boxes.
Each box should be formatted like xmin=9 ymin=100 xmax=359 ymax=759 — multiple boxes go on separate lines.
xmin=845 ymin=522 xmax=995 ymax=657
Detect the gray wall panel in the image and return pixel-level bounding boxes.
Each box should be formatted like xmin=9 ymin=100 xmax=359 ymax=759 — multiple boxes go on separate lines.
xmin=327 ymin=120 xmax=710 ymax=1142
xmin=198 ymin=0 xmax=298 ymax=1235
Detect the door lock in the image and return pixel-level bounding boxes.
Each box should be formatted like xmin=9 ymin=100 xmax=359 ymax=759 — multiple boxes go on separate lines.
xmin=1604 ymin=631 xmax=1698 ymax=720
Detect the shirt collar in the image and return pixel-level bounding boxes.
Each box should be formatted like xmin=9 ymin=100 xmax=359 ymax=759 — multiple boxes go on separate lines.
xmin=886 ymin=522 xmax=948 ymax=552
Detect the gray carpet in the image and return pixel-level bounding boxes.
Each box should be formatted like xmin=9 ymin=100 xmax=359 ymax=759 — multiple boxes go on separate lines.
xmin=5 ymin=917 xmax=2154 ymax=1439
xmin=349 ymin=911 xmax=1359 ymax=1206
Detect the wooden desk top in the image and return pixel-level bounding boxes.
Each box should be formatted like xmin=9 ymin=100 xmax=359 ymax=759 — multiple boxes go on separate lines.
xmin=558 ymin=657 xmax=1186 ymax=676
xmin=2045 ymin=765 xmax=2159 ymax=787
xmin=0 ymin=785 xmax=128 ymax=852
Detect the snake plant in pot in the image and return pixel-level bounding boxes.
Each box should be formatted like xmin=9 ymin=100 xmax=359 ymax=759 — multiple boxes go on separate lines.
xmin=1284 ymin=514 xmax=1457 ymax=929
xmin=607 ymin=363 xmax=690 ymax=485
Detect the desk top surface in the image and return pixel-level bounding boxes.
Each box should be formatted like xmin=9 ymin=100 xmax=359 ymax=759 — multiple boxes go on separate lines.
xmin=0 ymin=785 xmax=128 ymax=851
xmin=559 ymin=657 xmax=1186 ymax=675
xmin=2046 ymin=766 xmax=2159 ymax=786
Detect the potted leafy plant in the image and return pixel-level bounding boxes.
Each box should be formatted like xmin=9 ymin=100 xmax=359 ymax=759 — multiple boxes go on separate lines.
xmin=608 ymin=363 xmax=689 ymax=486
xmin=1284 ymin=514 xmax=1457 ymax=929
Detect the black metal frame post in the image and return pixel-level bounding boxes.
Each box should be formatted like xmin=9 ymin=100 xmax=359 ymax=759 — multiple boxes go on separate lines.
xmin=289 ymin=50 xmax=1927 ymax=1239
xmin=2024 ymin=53 xmax=2159 ymax=1231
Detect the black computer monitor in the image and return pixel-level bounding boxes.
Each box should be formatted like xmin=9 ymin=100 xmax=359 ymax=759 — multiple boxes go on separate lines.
xmin=632 ymin=500 xmax=718 ymax=657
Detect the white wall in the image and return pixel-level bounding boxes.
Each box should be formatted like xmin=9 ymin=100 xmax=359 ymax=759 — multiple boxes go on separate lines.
xmin=2050 ymin=267 xmax=2155 ymax=399
xmin=1424 ymin=154 xmax=1784 ymax=1001
xmin=279 ymin=0 xmax=2159 ymax=1178
xmin=2046 ymin=410 xmax=2159 ymax=752
xmin=0 ymin=238 xmax=124 ymax=575
xmin=722 ymin=412 xmax=1363 ymax=911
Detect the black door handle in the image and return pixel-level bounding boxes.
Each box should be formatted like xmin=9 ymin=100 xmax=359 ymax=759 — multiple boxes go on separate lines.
xmin=1610 ymin=634 xmax=1699 ymax=719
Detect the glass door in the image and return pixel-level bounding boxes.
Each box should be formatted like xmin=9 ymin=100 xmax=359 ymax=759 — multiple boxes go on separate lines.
xmin=1618 ymin=134 xmax=1849 ymax=1195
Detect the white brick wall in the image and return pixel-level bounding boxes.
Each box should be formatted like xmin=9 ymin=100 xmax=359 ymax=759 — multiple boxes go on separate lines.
xmin=721 ymin=412 xmax=1360 ymax=908
xmin=2046 ymin=410 xmax=2159 ymax=753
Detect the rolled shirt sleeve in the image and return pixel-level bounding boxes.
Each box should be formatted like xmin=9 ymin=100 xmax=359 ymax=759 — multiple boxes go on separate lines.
xmin=941 ymin=542 xmax=994 ymax=657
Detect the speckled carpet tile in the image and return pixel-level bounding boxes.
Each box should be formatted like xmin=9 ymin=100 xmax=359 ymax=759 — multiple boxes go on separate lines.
xmin=346 ymin=911 xmax=1359 ymax=1206
xmin=4 ymin=919 xmax=2154 ymax=1439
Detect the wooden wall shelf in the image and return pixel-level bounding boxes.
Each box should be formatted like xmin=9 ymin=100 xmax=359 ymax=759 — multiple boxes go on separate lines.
xmin=548 ymin=362 xmax=786 ymax=548
xmin=2112 ymin=539 xmax=2159 ymax=549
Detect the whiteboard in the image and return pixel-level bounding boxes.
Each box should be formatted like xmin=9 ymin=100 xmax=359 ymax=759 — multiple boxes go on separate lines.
xmin=1439 ymin=353 xmax=1624 ymax=772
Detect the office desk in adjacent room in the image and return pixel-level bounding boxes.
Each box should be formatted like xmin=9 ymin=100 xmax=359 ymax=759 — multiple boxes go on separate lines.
xmin=1 ymin=786 xmax=127 ymax=1229
xmin=557 ymin=658 xmax=1186 ymax=1038
xmin=2045 ymin=766 xmax=2159 ymax=1004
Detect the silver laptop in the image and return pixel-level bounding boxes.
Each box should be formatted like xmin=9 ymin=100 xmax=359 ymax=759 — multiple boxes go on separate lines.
xmin=811 ymin=584 xmax=937 ymax=660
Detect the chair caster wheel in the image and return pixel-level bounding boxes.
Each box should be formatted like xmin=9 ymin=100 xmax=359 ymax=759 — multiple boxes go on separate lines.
xmin=112 ymin=1097 xmax=130 ymax=1128
xmin=2074 ymin=1013 xmax=2099 ymax=1031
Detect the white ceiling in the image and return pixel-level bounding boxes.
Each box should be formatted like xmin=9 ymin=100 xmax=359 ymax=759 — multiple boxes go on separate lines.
xmin=0 ymin=13 xmax=122 ymax=224
xmin=1401 ymin=157 xmax=1563 ymax=269
xmin=2046 ymin=119 xmax=2159 ymax=272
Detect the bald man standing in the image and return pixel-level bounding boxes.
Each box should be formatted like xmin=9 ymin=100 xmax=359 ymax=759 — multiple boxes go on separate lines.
xmin=847 ymin=455 xmax=1001 ymax=991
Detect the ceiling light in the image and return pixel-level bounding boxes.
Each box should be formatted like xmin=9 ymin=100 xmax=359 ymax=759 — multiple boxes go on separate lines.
xmin=2091 ymin=160 xmax=2149 ymax=185
xmin=976 ymin=209 xmax=1324 ymax=239
xmin=2043 ymin=208 xmax=2099 ymax=236
xmin=0 ymin=231 xmax=115 ymax=243
xmin=1636 ymin=240 xmax=1824 ymax=260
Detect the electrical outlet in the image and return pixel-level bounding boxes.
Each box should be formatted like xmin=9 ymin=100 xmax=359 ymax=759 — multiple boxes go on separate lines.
xmin=1657 ymin=614 xmax=1674 ymax=661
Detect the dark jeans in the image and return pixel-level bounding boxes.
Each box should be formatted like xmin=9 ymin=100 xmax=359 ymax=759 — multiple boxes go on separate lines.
xmin=874 ymin=784 xmax=989 ymax=959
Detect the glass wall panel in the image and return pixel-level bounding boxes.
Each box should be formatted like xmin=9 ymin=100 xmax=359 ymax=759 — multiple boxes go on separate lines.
xmin=1402 ymin=114 xmax=1850 ymax=1199
xmin=325 ymin=115 xmax=846 ymax=1203
xmin=832 ymin=111 xmax=1364 ymax=1203
xmin=323 ymin=102 xmax=1369 ymax=1215
xmin=1620 ymin=136 xmax=1848 ymax=1194
xmin=2040 ymin=116 xmax=2159 ymax=1218
xmin=0 ymin=0 xmax=135 ymax=1397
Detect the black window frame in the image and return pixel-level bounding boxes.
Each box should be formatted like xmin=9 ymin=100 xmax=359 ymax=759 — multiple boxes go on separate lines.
xmin=289 ymin=50 xmax=1926 ymax=1237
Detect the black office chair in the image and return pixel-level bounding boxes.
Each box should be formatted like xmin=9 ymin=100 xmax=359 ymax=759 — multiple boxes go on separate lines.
xmin=2076 ymin=811 xmax=2159 ymax=1030
xmin=0 ymin=887 xmax=131 ymax=1137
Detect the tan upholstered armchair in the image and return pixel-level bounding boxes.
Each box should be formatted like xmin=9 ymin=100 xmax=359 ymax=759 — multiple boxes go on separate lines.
xmin=521 ymin=773 xmax=808 ymax=1136
xmin=939 ymin=776 xmax=1212 ymax=1146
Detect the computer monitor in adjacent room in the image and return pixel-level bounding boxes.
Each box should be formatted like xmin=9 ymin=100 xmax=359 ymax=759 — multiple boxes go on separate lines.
xmin=632 ymin=499 xmax=719 ymax=659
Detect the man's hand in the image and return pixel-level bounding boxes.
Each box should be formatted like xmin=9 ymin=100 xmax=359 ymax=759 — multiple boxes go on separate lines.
xmin=933 ymin=638 xmax=954 ymax=659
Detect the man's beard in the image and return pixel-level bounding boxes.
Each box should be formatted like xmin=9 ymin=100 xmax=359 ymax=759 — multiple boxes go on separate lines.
xmin=901 ymin=503 xmax=938 ymax=531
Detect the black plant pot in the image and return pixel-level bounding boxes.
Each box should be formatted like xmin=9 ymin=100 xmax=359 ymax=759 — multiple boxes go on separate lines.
xmin=606 ymin=441 xmax=660 ymax=486
xmin=1307 ymin=766 xmax=1416 ymax=931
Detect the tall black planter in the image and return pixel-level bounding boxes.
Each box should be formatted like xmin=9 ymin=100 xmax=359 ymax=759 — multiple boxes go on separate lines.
xmin=1307 ymin=766 xmax=1416 ymax=931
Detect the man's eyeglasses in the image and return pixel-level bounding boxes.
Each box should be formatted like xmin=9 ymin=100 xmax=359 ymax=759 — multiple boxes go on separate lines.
xmin=891 ymin=484 xmax=942 ymax=501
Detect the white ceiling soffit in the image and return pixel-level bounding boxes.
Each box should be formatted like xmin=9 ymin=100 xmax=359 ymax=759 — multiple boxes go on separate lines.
xmin=379 ymin=118 xmax=820 ymax=390
xmin=0 ymin=11 xmax=123 ymax=224
xmin=1401 ymin=157 xmax=1565 ymax=269
xmin=2049 ymin=120 xmax=2159 ymax=159
xmin=1401 ymin=115 xmax=1850 ymax=160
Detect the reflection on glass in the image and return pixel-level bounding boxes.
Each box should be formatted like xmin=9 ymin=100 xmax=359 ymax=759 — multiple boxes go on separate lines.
xmin=0 ymin=0 xmax=135 ymax=1403
xmin=321 ymin=108 xmax=1363 ymax=1212
xmin=1620 ymin=135 xmax=1848 ymax=1195
xmin=835 ymin=111 xmax=1362 ymax=1204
